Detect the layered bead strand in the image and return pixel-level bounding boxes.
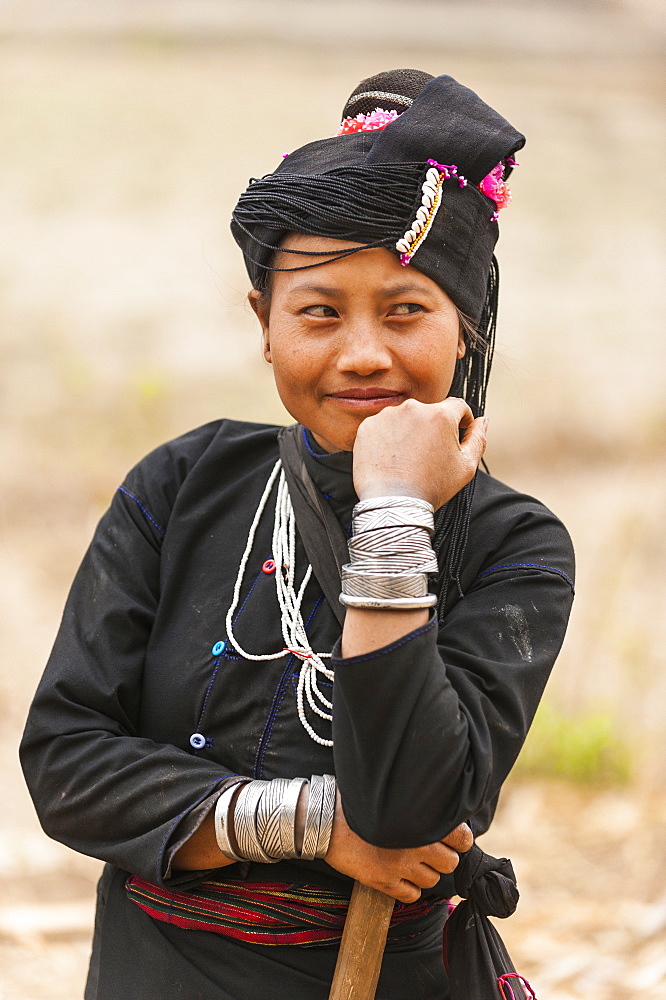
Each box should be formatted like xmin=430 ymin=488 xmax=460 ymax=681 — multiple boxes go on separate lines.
xmin=225 ymin=461 xmax=334 ymax=747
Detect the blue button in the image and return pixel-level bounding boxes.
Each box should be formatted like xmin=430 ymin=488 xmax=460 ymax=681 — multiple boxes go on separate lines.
xmin=189 ymin=733 xmax=206 ymax=750
xmin=212 ymin=640 xmax=226 ymax=656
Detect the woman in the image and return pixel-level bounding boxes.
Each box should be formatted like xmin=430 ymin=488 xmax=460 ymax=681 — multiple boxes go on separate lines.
xmin=20 ymin=69 xmax=574 ymax=999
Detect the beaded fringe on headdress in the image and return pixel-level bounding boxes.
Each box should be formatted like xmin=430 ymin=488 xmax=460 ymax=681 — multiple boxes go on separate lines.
xmin=434 ymin=256 xmax=499 ymax=618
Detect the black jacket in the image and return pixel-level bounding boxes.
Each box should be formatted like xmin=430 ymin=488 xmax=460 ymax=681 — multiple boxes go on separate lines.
xmin=20 ymin=419 xmax=574 ymax=999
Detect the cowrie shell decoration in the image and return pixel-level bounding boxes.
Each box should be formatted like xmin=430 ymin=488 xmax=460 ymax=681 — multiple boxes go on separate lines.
xmin=396 ymin=161 xmax=466 ymax=266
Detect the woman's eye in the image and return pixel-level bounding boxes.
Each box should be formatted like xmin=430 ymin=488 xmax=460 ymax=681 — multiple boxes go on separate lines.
xmin=389 ymin=302 xmax=423 ymax=316
xmin=303 ymin=304 xmax=338 ymax=318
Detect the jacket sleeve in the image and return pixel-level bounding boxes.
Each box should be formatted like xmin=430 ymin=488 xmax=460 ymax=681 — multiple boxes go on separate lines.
xmin=19 ymin=450 xmax=236 ymax=888
xmin=331 ymin=501 xmax=575 ymax=849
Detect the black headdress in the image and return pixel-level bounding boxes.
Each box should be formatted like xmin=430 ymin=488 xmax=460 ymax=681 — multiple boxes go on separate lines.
xmin=231 ymin=70 xmax=525 ymax=611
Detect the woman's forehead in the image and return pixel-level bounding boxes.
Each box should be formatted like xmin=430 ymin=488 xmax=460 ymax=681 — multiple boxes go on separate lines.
xmin=272 ymin=235 xmax=449 ymax=300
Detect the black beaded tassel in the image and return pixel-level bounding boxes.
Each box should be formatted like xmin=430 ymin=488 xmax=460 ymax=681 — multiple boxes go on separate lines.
xmin=433 ymin=256 xmax=499 ymax=618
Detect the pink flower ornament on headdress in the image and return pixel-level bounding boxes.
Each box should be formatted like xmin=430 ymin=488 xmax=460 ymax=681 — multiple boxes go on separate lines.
xmin=478 ymin=162 xmax=512 ymax=222
xmin=335 ymin=107 xmax=400 ymax=135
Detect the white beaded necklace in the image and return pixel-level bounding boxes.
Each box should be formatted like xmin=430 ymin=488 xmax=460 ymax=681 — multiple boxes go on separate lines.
xmin=225 ymin=460 xmax=335 ymax=747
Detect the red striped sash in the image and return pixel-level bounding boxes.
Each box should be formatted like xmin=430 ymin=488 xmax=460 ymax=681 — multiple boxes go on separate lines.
xmin=126 ymin=875 xmax=445 ymax=947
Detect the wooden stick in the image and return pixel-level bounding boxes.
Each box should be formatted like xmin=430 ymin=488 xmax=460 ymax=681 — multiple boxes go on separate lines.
xmin=328 ymin=881 xmax=395 ymax=1000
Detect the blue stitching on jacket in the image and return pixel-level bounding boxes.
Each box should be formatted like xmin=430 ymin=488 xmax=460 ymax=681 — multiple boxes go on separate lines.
xmin=232 ymin=571 xmax=262 ymax=626
xmin=474 ymin=562 xmax=574 ymax=591
xmin=194 ymin=659 xmax=222 ymax=738
xmin=332 ymin=615 xmax=437 ymax=665
xmin=192 ymin=571 xmax=263 ymax=750
xmin=301 ymin=425 xmax=337 ymax=459
xmin=253 ymin=596 xmax=324 ymax=779
xmin=252 ymin=653 xmax=296 ymax=780
xmin=117 ymin=486 xmax=165 ymax=536
xmin=291 ymin=670 xmax=332 ymax=695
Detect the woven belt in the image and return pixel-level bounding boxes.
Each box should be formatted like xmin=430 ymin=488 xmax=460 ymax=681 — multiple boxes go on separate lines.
xmin=126 ymin=875 xmax=447 ymax=947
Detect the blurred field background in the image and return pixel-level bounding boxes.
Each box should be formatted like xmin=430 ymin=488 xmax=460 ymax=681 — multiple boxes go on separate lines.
xmin=0 ymin=1 xmax=664 ymax=997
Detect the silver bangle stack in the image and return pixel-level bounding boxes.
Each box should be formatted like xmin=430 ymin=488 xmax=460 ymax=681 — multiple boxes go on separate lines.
xmin=339 ymin=496 xmax=438 ymax=610
xmin=214 ymin=774 xmax=336 ymax=864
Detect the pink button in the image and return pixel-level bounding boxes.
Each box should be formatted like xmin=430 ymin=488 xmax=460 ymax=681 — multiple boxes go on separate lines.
xmin=262 ymin=559 xmax=276 ymax=574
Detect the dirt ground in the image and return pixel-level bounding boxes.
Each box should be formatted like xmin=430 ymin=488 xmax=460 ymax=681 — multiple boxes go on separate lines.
xmin=1 ymin=2 xmax=664 ymax=998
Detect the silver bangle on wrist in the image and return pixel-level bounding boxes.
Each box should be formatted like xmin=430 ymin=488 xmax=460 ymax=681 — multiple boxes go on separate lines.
xmin=234 ymin=781 xmax=277 ymax=863
xmin=353 ymin=495 xmax=435 ymax=516
xmin=315 ymin=774 xmax=336 ymax=859
xmin=340 ymin=592 xmax=437 ymax=610
xmin=279 ymin=777 xmax=308 ymax=858
xmin=214 ymin=780 xmax=250 ymax=862
xmin=256 ymin=776 xmax=292 ymax=860
xmin=339 ymin=495 xmax=438 ymax=611
xmin=299 ymin=776 xmax=323 ymax=862
xmin=213 ymin=775 xmax=336 ymax=864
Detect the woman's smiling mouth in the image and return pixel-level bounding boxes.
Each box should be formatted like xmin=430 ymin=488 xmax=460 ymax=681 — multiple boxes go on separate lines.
xmin=325 ymin=388 xmax=408 ymax=411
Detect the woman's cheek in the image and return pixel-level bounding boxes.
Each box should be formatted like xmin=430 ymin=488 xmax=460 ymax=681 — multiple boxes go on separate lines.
xmin=271 ymin=359 xmax=319 ymax=424
xmin=272 ymin=336 xmax=327 ymax=391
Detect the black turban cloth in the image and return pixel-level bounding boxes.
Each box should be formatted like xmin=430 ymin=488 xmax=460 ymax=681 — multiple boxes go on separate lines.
xmin=231 ymin=72 xmax=525 ymax=322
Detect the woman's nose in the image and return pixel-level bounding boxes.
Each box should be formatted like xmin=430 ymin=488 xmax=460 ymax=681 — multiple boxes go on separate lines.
xmin=335 ymin=323 xmax=392 ymax=376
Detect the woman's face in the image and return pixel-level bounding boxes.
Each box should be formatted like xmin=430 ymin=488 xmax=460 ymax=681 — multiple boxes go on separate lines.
xmin=250 ymin=234 xmax=465 ymax=453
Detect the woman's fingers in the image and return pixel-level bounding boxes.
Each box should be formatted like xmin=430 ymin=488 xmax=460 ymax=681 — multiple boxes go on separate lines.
xmin=420 ymin=825 xmax=473 ymax=875
xmin=389 ymin=879 xmax=423 ymax=904
xmin=438 ymin=395 xmax=475 ymax=427
xmin=390 ymin=857 xmax=459 ymax=901
xmin=441 ymin=822 xmax=474 ymax=854
xmin=460 ymin=414 xmax=489 ymax=468
xmin=424 ymin=843 xmax=462 ymax=875
xmin=414 ymin=863 xmax=444 ymax=889
xmin=325 ymin=793 xmax=474 ymax=902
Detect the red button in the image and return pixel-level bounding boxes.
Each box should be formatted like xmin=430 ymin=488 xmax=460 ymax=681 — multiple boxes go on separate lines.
xmin=262 ymin=559 xmax=276 ymax=574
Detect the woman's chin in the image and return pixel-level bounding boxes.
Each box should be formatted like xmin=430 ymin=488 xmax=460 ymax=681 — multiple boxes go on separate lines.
xmin=310 ymin=431 xmax=355 ymax=454
xmin=307 ymin=423 xmax=358 ymax=454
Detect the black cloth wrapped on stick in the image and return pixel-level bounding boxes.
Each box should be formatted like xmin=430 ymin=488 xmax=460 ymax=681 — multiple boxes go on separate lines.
xmin=445 ymin=843 xmax=534 ymax=999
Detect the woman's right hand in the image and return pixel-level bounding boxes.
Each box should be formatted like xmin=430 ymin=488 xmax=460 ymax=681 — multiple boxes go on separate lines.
xmin=352 ymin=396 xmax=488 ymax=511
xmin=324 ymin=792 xmax=472 ymax=903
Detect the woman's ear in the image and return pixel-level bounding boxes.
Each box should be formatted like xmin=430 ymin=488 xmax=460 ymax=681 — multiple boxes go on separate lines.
xmin=457 ymin=331 xmax=467 ymax=360
xmin=248 ymin=289 xmax=272 ymax=363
